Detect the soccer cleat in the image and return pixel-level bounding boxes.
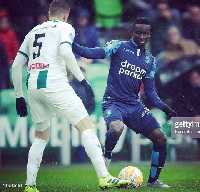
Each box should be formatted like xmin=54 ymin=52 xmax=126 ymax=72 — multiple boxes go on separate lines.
xmin=146 ymin=179 xmax=170 ymax=188
xmin=99 ymin=174 xmax=131 ymax=190
xmin=24 ymin=185 xmax=39 ymax=192
xmin=103 ymin=156 xmax=111 ymax=170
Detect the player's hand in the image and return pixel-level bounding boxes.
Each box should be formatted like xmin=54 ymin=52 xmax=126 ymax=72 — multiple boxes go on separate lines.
xmin=163 ymin=105 xmax=177 ymax=119
xmin=16 ymin=97 xmax=28 ymax=117
xmin=81 ymin=79 xmax=95 ymax=97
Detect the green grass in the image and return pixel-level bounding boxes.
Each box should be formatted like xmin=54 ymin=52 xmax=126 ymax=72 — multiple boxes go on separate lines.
xmin=1 ymin=161 xmax=200 ymax=192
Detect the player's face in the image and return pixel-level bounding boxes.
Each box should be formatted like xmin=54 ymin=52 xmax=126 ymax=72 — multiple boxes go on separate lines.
xmin=131 ymin=24 xmax=151 ymax=48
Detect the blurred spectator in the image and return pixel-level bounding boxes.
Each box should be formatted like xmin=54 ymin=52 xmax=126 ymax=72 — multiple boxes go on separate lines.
xmin=0 ymin=38 xmax=9 ymax=90
xmin=147 ymin=0 xmax=181 ymax=56
xmin=75 ymin=0 xmax=95 ymax=22
xmin=0 ymin=10 xmax=19 ymax=66
xmin=182 ymin=4 xmax=200 ymax=46
xmin=120 ymin=0 xmax=134 ymax=22
xmin=169 ymin=0 xmax=200 ymax=13
xmin=69 ymin=62 xmax=95 ymax=115
xmin=67 ymin=0 xmax=95 ymax=24
xmin=171 ymin=69 xmax=200 ymax=160
xmin=73 ymin=7 xmax=100 ymax=64
xmin=33 ymin=6 xmax=49 ymax=26
xmin=173 ymin=69 xmax=200 ymax=117
xmin=156 ymin=26 xmax=200 ymax=69
xmin=1 ymin=0 xmax=42 ymax=43
xmin=129 ymin=0 xmax=155 ymax=18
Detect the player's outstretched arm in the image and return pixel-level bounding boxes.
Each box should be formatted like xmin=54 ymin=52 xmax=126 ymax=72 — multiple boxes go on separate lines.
xmin=143 ymin=78 xmax=166 ymax=109
xmin=72 ymin=42 xmax=106 ymax=59
xmin=61 ymin=44 xmax=95 ymax=97
xmin=143 ymin=78 xmax=177 ymax=118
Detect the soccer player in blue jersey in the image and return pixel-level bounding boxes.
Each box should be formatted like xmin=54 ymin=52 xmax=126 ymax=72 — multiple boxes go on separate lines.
xmin=72 ymin=17 xmax=177 ymax=188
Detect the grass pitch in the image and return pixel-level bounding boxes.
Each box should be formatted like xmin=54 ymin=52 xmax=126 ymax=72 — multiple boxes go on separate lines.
xmin=0 ymin=161 xmax=200 ymax=192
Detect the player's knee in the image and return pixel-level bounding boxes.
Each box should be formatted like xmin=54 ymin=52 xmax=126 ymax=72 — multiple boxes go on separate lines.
xmin=34 ymin=120 xmax=50 ymax=132
xmin=35 ymin=120 xmax=50 ymax=141
xmin=159 ymin=135 xmax=167 ymax=146
xmin=149 ymin=128 xmax=167 ymax=146
xmin=109 ymin=121 xmax=124 ymax=138
xmin=154 ymin=134 xmax=167 ymax=146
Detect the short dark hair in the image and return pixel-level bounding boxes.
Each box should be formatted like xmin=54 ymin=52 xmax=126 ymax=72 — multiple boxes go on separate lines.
xmin=49 ymin=0 xmax=70 ymax=17
xmin=133 ymin=17 xmax=151 ymax=26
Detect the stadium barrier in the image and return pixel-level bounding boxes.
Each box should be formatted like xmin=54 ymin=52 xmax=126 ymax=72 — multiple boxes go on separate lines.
xmin=0 ymin=110 xmax=197 ymax=167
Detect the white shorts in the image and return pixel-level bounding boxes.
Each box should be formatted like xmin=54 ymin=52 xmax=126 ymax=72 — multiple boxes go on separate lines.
xmin=27 ymin=87 xmax=88 ymax=127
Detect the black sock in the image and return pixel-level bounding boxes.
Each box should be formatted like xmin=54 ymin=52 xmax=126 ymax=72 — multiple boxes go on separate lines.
xmin=104 ymin=130 xmax=119 ymax=159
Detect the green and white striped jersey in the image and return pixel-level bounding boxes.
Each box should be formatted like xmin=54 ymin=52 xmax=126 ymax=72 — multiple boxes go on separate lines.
xmin=18 ymin=20 xmax=75 ymax=91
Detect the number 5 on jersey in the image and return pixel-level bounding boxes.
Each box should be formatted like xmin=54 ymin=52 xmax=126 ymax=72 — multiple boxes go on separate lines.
xmin=33 ymin=33 xmax=45 ymax=59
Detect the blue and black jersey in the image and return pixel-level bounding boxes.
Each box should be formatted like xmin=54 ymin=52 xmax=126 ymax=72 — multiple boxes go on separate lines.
xmin=72 ymin=40 xmax=166 ymax=110
xmin=102 ymin=40 xmax=155 ymax=105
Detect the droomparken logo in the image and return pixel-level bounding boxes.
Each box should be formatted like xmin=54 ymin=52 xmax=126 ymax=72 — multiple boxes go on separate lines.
xmin=171 ymin=117 xmax=200 ymax=138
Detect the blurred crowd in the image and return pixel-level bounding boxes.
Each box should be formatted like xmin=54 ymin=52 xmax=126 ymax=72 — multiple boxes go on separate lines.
xmin=1 ymin=0 xmax=200 ymax=117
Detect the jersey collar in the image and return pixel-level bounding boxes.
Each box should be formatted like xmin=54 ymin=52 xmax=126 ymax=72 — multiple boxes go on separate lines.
xmin=48 ymin=19 xmax=59 ymax=22
xmin=130 ymin=40 xmax=146 ymax=55
xmin=131 ymin=39 xmax=137 ymax=47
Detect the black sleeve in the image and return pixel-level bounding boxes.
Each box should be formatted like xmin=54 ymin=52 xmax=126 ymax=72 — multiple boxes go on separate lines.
xmin=143 ymin=78 xmax=166 ymax=110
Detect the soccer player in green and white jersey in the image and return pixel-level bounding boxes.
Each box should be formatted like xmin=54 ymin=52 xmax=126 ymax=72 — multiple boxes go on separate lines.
xmin=12 ymin=0 xmax=131 ymax=191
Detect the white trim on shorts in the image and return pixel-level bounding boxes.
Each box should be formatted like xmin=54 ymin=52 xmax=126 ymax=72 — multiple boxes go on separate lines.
xmin=34 ymin=119 xmax=50 ymax=132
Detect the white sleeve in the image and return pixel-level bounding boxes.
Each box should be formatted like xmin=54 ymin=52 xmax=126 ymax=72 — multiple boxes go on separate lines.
xmin=18 ymin=34 xmax=30 ymax=57
xmin=12 ymin=52 xmax=28 ymax=98
xmin=59 ymin=23 xmax=84 ymax=81
xmin=60 ymin=43 xmax=84 ymax=81
xmin=59 ymin=23 xmax=75 ymax=46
